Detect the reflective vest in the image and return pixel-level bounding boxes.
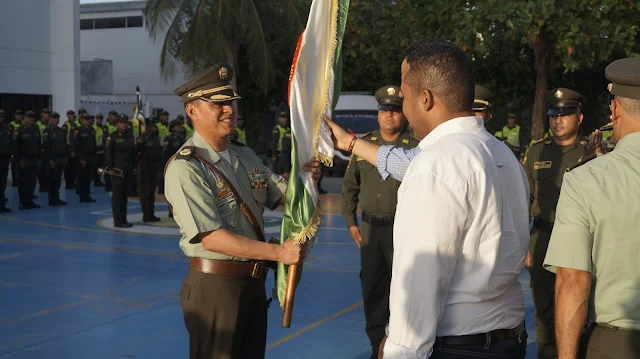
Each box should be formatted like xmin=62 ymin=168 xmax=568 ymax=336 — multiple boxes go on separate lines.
xmin=93 ymin=124 xmax=104 ymax=153
xmin=235 ymin=127 xmax=247 ymax=144
xmin=502 ymin=125 xmax=520 ymax=148
xmin=129 ymin=119 xmax=140 ymax=139
xmin=494 ymin=131 xmax=503 ymax=140
xmin=275 ymin=125 xmax=287 ymax=151
xmin=10 ymin=121 xmax=21 ymax=130
xmin=157 ymin=122 xmax=170 ymax=141
xmin=182 ymin=123 xmax=194 ymax=139
xmin=601 ymin=129 xmax=615 ymax=150
xmin=37 ymin=121 xmax=46 ymax=143
xmin=105 ymin=122 xmax=116 ymax=134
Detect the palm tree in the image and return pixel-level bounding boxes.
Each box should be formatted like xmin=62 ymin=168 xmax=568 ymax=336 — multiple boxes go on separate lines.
xmin=143 ymin=0 xmax=307 ymax=94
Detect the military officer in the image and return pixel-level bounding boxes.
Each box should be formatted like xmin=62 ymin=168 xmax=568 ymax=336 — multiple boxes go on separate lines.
xmin=0 ymin=110 xmax=12 ymax=212
xmin=136 ymin=119 xmax=162 ymax=222
xmin=341 ymin=85 xmax=419 ymax=359
xmin=42 ymin=112 xmax=68 ymax=206
xmin=105 ymin=114 xmax=136 ymax=227
xmin=73 ymin=113 xmax=97 ymax=202
xmin=164 ymin=63 xmax=320 ymax=359
xmin=93 ymin=113 xmax=105 ymax=186
xmin=13 ymin=111 xmax=41 ymax=209
xmin=271 ymin=111 xmax=291 ymax=174
xmin=473 ymin=84 xmax=494 ymax=129
xmin=523 ymin=88 xmax=597 ymax=359
xmin=36 ymin=108 xmax=50 ymax=192
xmin=62 ymin=109 xmax=79 ymax=189
xmin=102 ymin=110 xmax=118 ymax=192
xmin=161 ymin=120 xmax=186 ymax=200
xmin=9 ymin=110 xmax=23 ymax=187
xmin=544 ymin=57 xmax=640 ymax=359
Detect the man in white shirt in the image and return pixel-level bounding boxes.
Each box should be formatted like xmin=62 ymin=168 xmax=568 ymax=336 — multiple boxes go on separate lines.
xmin=325 ymin=40 xmax=530 ymax=358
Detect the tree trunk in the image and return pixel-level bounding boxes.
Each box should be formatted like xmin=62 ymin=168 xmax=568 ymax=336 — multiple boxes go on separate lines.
xmin=530 ymin=31 xmax=555 ymax=140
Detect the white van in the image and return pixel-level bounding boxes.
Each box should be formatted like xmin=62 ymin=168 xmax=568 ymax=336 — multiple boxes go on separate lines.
xmin=327 ymin=92 xmax=379 ymax=176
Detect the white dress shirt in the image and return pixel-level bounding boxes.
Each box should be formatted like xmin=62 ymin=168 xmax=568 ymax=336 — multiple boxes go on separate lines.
xmin=383 ymin=116 xmax=530 ymax=358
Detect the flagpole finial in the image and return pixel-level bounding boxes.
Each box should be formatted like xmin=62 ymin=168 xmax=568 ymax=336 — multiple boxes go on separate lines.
xmin=136 ymin=85 xmax=140 ymax=92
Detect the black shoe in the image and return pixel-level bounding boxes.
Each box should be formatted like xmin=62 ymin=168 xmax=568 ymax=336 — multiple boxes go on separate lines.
xmin=146 ymin=216 xmax=161 ymax=222
xmin=49 ymin=201 xmax=61 ymax=207
xmin=29 ymin=202 xmax=41 ymax=209
xmin=59 ymin=200 xmax=67 ymax=205
xmin=369 ymin=346 xmax=379 ymax=359
xmin=115 ymin=222 xmax=133 ymax=228
xmin=94 ymin=181 xmax=104 ymax=187
xmin=0 ymin=206 xmax=11 ymax=213
xmin=318 ymin=187 xmax=328 ymax=194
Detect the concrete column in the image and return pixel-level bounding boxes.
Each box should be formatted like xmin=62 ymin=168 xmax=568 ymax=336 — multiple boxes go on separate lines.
xmin=50 ymin=0 xmax=81 ymax=114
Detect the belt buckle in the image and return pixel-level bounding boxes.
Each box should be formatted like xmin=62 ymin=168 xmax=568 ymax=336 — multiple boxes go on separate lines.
xmin=251 ymin=262 xmax=263 ymax=278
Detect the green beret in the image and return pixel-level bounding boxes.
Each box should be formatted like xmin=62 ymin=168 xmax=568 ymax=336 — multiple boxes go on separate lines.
xmin=473 ymin=85 xmax=494 ymax=111
xmin=174 ymin=63 xmax=241 ymax=104
xmin=546 ymin=88 xmax=584 ymax=116
xmin=606 ymin=57 xmax=640 ymax=100
xmin=375 ymin=85 xmax=402 ymax=111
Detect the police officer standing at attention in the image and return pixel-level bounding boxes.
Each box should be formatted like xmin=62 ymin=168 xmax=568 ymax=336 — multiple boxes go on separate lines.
xmin=37 ymin=108 xmax=50 ymax=193
xmin=9 ymin=110 xmax=23 ymax=187
xmin=105 ymin=114 xmax=136 ymax=228
xmin=230 ymin=115 xmax=247 ymax=145
xmin=165 ymin=63 xmax=321 ymax=359
xmin=523 ymin=88 xmax=596 ymax=359
xmin=0 ymin=110 xmax=12 ymax=212
xmin=42 ymin=112 xmax=68 ymax=206
xmin=161 ymin=120 xmax=186 ymax=204
xmin=62 ymin=109 xmax=79 ymax=190
xmin=13 ymin=111 xmax=41 ymax=209
xmin=136 ymin=119 xmax=162 ymax=222
xmin=544 ymin=57 xmax=640 ymax=359
xmin=93 ymin=113 xmax=105 ymax=187
xmin=73 ymin=113 xmax=97 ymax=203
xmin=271 ymin=111 xmax=291 ymax=174
xmin=341 ymin=85 xmax=418 ymax=359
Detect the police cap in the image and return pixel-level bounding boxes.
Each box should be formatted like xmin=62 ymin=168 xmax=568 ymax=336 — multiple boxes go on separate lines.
xmin=169 ymin=120 xmax=181 ymax=130
xmin=24 ymin=111 xmax=35 ymax=118
xmin=161 ymin=110 xmax=169 ymax=116
xmin=174 ymin=63 xmax=241 ymax=104
xmin=546 ymin=88 xmax=584 ymax=116
xmin=78 ymin=108 xmax=87 ymax=114
xmin=606 ymin=57 xmax=640 ymax=100
xmin=278 ymin=111 xmax=289 ymax=119
xmin=50 ymin=111 xmax=60 ymax=118
xmin=80 ymin=113 xmax=91 ymax=120
xmin=41 ymin=108 xmax=50 ymax=114
xmin=177 ymin=114 xmax=185 ymax=120
xmin=473 ymin=85 xmax=494 ymax=111
xmin=108 ymin=109 xmax=118 ymax=116
xmin=116 ymin=114 xmax=128 ymax=123
xmin=375 ymin=85 xmax=402 ymax=112
xmin=67 ymin=109 xmax=75 ymax=115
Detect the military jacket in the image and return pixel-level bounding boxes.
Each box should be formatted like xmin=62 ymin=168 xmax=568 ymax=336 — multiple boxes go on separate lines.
xmin=524 ymin=136 xmax=589 ymax=223
xmin=13 ymin=125 xmax=41 ymax=160
xmin=0 ymin=123 xmax=12 ymax=157
xmin=73 ymin=126 xmax=97 ymax=161
xmin=136 ymin=133 xmax=163 ymax=163
xmin=105 ymin=130 xmax=136 ymax=170
xmin=42 ymin=126 xmax=67 ymax=163
xmin=165 ymin=132 xmax=287 ymax=261
xmin=341 ymin=130 xmax=419 ymax=228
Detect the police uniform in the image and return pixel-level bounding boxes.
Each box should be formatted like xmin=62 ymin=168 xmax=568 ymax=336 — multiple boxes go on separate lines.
xmin=543 ymin=57 xmax=640 ymax=358
xmin=13 ymin=111 xmax=41 ymax=209
xmin=73 ymin=114 xmax=97 ymax=202
xmin=157 ymin=110 xmax=171 ymax=141
xmin=136 ymin=119 xmax=163 ymax=222
xmin=523 ymin=88 xmax=590 ymax=359
xmin=499 ymin=114 xmax=526 ymax=159
xmin=62 ymin=109 xmax=80 ymax=189
xmin=165 ymin=63 xmax=288 ymax=359
xmin=42 ymin=112 xmax=68 ymax=206
xmin=161 ymin=121 xmax=186 ymax=199
xmin=36 ymin=108 xmax=50 ymax=193
xmin=271 ymin=112 xmax=291 ymax=175
xmin=0 ymin=110 xmax=12 ymax=212
xmin=473 ymin=85 xmax=497 ymax=131
xmin=105 ymin=115 xmax=136 ymax=227
xmin=102 ymin=110 xmax=119 ymax=192
xmin=10 ymin=110 xmax=23 ymax=187
xmin=93 ymin=113 xmax=105 ymax=186
xmin=341 ymin=85 xmax=419 ymax=358
xmin=230 ymin=116 xmax=247 ymax=145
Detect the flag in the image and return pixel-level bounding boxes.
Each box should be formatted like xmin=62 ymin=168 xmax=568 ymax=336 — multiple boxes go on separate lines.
xmin=132 ymin=86 xmax=146 ymax=135
xmin=276 ymin=0 xmax=350 ymax=312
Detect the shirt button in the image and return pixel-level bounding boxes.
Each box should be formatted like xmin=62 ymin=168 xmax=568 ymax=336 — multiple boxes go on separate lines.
xmin=229 ymin=221 xmax=236 ymax=228
xmin=378 ymin=194 xmax=381 ymax=198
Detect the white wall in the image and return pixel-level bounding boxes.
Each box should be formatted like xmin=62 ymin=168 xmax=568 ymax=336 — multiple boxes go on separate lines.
xmin=80 ymin=7 xmax=189 ymax=118
xmin=0 ymin=0 xmax=80 ymax=112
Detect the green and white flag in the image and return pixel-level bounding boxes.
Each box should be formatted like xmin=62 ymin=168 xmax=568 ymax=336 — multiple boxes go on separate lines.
xmin=276 ymin=0 xmax=350 ymax=312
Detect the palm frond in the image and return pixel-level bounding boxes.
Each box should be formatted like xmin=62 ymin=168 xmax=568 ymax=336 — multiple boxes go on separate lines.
xmin=239 ymin=0 xmax=274 ymax=93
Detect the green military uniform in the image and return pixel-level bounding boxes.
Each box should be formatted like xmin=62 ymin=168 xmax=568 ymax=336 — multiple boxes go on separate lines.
xmin=271 ymin=113 xmax=291 ymax=175
xmin=105 ymin=115 xmax=136 ymax=227
xmin=73 ymin=114 xmax=97 ymax=202
xmin=136 ymin=119 xmax=163 ymax=222
xmin=160 ymin=120 xmax=186 ymax=198
xmin=62 ymin=109 xmax=80 ymax=189
xmin=473 ymin=85 xmax=496 ymax=132
xmin=9 ymin=110 xmax=23 ymax=187
xmin=341 ymin=85 xmax=419 ymax=359
xmin=544 ymin=57 xmax=640 ymax=359
xmin=523 ymin=88 xmax=591 ymax=359
xmin=165 ymin=63 xmax=287 ymax=359
xmin=42 ymin=112 xmax=68 ymax=206
xmin=0 ymin=110 xmax=12 ymax=212
xmin=13 ymin=111 xmax=42 ymax=209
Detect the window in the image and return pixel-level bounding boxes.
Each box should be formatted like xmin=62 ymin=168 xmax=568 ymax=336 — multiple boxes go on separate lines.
xmin=80 ymin=19 xmax=93 ymax=30
xmin=80 ymin=16 xmax=143 ymax=30
xmin=332 ymin=110 xmax=378 ymax=134
xmin=127 ymin=16 xmax=143 ymax=28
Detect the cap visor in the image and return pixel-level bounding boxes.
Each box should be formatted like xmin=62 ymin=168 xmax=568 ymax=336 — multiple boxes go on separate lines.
xmin=378 ymin=104 xmax=402 ymax=112
xmin=547 ymin=107 xmax=578 ymax=116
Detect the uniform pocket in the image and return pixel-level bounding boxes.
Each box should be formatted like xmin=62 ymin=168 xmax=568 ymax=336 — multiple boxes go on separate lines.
xmin=251 ymin=188 xmax=267 ymax=212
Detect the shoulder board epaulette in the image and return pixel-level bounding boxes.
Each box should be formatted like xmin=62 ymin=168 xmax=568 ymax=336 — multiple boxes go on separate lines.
xmin=544 ymin=139 xmax=553 ymax=145
xmin=230 ymin=139 xmax=246 ymax=147
xmin=566 ymin=153 xmax=598 ymax=172
xmin=360 ymin=131 xmax=373 ymax=138
xmin=176 ymin=146 xmax=195 ymax=160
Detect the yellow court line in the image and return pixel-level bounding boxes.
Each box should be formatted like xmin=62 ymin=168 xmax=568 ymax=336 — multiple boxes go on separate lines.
xmin=266 ymin=300 xmax=364 ymax=350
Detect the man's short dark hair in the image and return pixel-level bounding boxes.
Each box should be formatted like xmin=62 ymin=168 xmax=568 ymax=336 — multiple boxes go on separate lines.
xmin=404 ymin=40 xmax=474 ymax=113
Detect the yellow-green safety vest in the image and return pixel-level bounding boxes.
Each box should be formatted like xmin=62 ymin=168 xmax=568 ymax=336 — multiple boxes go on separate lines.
xmin=502 ymin=125 xmax=520 ymax=148
xmin=275 ymin=125 xmax=287 ymax=151
xmin=182 ymin=123 xmax=194 ymax=139
xmin=235 ymin=127 xmax=246 ymax=144
xmin=105 ymin=122 xmax=116 ymax=134
xmin=157 ymin=122 xmax=170 ymax=141
xmin=93 ymin=124 xmax=104 ymax=153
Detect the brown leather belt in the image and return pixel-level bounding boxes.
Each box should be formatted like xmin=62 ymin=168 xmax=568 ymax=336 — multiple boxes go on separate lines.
xmin=435 ymin=321 xmax=526 ymax=347
xmin=189 ymin=257 xmax=265 ymax=278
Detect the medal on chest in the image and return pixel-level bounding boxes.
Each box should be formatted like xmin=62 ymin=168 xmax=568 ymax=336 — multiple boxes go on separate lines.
xmin=248 ymin=168 xmax=268 ymax=189
xmin=215 ymin=182 xmax=236 ymax=212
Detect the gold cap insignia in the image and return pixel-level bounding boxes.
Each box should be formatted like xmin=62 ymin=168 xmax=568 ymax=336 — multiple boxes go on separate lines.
xmin=387 ymin=87 xmax=396 ymax=96
xmin=607 ymin=83 xmax=613 ymax=92
xmin=179 ymin=148 xmax=192 ymax=156
xmin=555 ymin=90 xmax=563 ymax=99
xmin=219 ymin=66 xmax=228 ymax=80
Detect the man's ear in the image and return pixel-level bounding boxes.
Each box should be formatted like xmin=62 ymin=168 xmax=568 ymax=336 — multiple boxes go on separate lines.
xmin=578 ymin=113 xmax=584 ymax=125
xmin=185 ymin=103 xmax=197 ymax=119
xmin=422 ymin=88 xmax=434 ymax=112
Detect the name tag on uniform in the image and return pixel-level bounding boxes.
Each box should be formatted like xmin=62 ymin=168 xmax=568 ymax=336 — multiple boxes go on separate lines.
xmin=248 ymin=168 xmax=268 ymax=189
xmin=81 ymin=133 xmax=88 ymax=137
xmin=402 ymin=139 xmax=409 ymax=144
xmin=115 ymin=138 xmax=124 ymax=143
xmin=215 ymin=189 xmax=236 ymax=212
xmin=533 ymin=161 xmax=552 ymax=169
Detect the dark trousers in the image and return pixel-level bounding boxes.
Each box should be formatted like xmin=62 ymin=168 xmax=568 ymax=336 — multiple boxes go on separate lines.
xmin=18 ymin=159 xmax=39 ymax=204
xmin=431 ymin=328 xmax=528 ymax=358
xmin=579 ymin=324 xmax=640 ymax=359
xmin=111 ymin=168 xmax=132 ymax=225
xmin=38 ymin=162 xmax=47 ymax=192
xmin=359 ymin=221 xmax=393 ymax=348
xmin=104 ymin=173 xmax=112 ymax=191
xmin=47 ymin=160 xmax=65 ymax=202
xmin=530 ymin=226 xmax=556 ymax=359
xmin=0 ymin=158 xmax=9 ymax=203
xmin=94 ymin=153 xmax=104 ymax=184
xmin=181 ymin=269 xmax=268 ymax=359
xmin=64 ymin=153 xmax=75 ymax=189
xmin=11 ymin=157 xmax=18 ymax=186
xmin=76 ymin=159 xmax=95 ymax=200
xmin=138 ymin=161 xmax=160 ymax=221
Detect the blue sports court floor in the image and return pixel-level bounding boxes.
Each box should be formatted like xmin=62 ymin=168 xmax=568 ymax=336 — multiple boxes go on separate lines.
xmin=0 ymin=180 xmax=538 ymax=358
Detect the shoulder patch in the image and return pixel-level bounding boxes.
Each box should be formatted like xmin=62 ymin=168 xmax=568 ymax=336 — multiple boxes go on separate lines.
xmin=230 ymin=139 xmax=246 ymax=147
xmin=360 ymin=131 xmax=373 ymax=138
xmin=566 ymin=153 xmax=598 ymax=172
xmin=176 ymin=146 xmax=195 ymax=160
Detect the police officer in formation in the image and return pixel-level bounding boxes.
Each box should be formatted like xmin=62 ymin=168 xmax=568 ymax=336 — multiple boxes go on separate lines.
xmin=42 ymin=111 xmax=68 ymax=206
xmin=104 ymin=114 xmax=136 ymax=228
xmin=496 ymin=114 xmax=526 ymax=159
xmin=523 ymin=88 xmax=594 ymax=359
xmin=93 ymin=113 xmax=105 ymax=187
xmin=230 ymin=114 xmax=247 ymax=145
xmin=162 ymin=120 xmax=186 ymax=164
xmin=13 ymin=111 xmax=41 ymax=209
xmin=37 ymin=108 xmax=50 ymax=193
xmin=102 ymin=110 xmax=119 ymax=192
xmin=9 ymin=110 xmax=23 ymax=187
xmin=271 ymin=111 xmax=291 ymax=175
xmin=136 ymin=119 xmax=162 ymax=222
xmin=62 ymin=109 xmax=81 ymax=190
xmin=341 ymin=85 xmax=419 ymax=359
xmin=73 ymin=113 xmax=97 ymax=203
xmin=0 ymin=110 xmax=12 ymax=212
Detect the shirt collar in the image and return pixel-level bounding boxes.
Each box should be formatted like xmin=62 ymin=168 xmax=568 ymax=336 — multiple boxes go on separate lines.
xmin=615 ymin=131 xmax=640 ymax=150
xmin=191 ymin=130 xmax=240 ymax=164
xmin=418 ymin=116 xmax=483 ymax=150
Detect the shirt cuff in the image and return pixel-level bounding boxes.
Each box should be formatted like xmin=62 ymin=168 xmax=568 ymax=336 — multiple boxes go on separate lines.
xmin=543 ymin=224 xmax=593 ymax=273
xmin=382 ymin=342 xmax=432 ymax=359
xmin=376 ymin=145 xmax=394 ymax=180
